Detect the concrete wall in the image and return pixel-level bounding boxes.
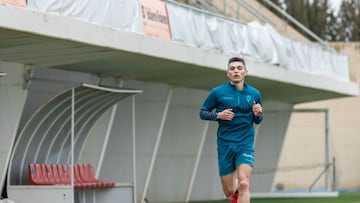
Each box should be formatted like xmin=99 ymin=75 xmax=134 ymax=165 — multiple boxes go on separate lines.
xmin=274 ymin=43 xmax=360 ymax=191
xmin=80 ymin=80 xmax=295 ymax=202
xmin=0 ymin=61 xmax=28 ymax=197
xmin=252 ymin=101 xmax=293 ymax=192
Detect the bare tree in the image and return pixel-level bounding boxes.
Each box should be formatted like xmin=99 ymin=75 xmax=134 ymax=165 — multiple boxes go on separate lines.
xmin=258 ymin=0 xmax=360 ymax=41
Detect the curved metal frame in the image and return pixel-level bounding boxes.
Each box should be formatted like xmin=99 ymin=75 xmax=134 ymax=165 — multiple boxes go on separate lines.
xmin=8 ymin=84 xmax=142 ymax=187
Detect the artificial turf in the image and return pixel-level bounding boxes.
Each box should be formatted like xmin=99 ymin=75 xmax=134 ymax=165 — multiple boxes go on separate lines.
xmin=191 ymin=192 xmax=360 ymax=203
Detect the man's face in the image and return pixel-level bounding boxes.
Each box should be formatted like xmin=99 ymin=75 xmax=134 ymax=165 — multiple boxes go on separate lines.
xmin=227 ymin=61 xmax=247 ymax=84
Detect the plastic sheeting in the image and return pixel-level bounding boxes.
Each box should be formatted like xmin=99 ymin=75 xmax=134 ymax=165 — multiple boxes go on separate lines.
xmin=26 ymin=0 xmax=350 ymax=82
xmin=167 ymin=2 xmax=350 ymax=82
xmin=27 ymin=0 xmax=143 ymax=33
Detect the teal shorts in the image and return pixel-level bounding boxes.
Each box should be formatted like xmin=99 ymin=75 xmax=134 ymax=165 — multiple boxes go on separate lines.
xmin=217 ymin=144 xmax=254 ymax=176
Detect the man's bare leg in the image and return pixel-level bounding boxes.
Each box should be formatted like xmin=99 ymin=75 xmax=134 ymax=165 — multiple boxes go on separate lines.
xmin=220 ymin=172 xmax=236 ymax=198
xmin=236 ymin=164 xmax=252 ymax=203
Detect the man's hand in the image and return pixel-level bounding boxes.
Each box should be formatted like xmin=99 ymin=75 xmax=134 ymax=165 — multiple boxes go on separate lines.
xmin=252 ymin=101 xmax=263 ymax=117
xmin=217 ymin=109 xmax=234 ymax=120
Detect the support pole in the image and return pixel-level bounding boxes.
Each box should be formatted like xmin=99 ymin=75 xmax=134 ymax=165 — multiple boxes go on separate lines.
xmin=289 ymin=109 xmax=331 ymax=192
xmin=185 ymin=121 xmax=209 ymax=202
xmin=141 ymin=88 xmax=173 ymax=203
xmin=324 ymin=109 xmax=330 ymax=191
xmin=96 ymin=105 xmax=118 ymax=178
xmin=97 ymin=80 xmax=123 ymax=177
xmin=132 ymin=96 xmax=137 ymax=203
xmin=71 ymin=88 xmax=75 ymax=191
xmin=332 ymin=157 xmax=336 ymax=191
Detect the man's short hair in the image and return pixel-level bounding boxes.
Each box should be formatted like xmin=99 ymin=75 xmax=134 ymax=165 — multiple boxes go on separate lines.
xmin=228 ymin=57 xmax=246 ymax=67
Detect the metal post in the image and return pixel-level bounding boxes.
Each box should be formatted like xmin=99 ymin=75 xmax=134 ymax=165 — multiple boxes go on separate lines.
xmin=324 ymin=109 xmax=330 ymax=192
xmin=71 ymin=88 xmax=75 ymax=193
xmin=96 ymin=105 xmax=118 ymax=177
xmin=97 ymin=80 xmax=123 ymax=177
xmin=185 ymin=121 xmax=209 ymax=202
xmin=290 ymin=109 xmax=330 ymax=192
xmin=132 ymin=96 xmax=137 ymax=203
xmin=141 ymin=88 xmax=173 ymax=203
xmin=332 ymin=157 xmax=336 ymax=191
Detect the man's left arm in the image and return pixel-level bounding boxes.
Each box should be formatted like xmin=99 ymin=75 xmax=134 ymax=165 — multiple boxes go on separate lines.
xmin=252 ymin=96 xmax=263 ymax=124
xmin=253 ymin=111 xmax=263 ymax=124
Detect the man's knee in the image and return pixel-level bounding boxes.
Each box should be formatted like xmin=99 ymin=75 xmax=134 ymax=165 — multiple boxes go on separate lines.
xmin=223 ymin=185 xmax=236 ymax=197
xmin=238 ymin=175 xmax=249 ymax=192
xmin=238 ymin=179 xmax=249 ymax=192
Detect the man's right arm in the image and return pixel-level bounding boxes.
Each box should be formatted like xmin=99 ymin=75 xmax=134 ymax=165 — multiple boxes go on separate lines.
xmin=199 ymin=90 xmax=218 ymax=121
xmin=199 ymin=109 xmax=218 ymax=121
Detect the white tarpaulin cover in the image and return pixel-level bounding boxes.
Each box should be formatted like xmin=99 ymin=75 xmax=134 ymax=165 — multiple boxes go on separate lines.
xmin=27 ymin=0 xmax=143 ymax=33
xmin=26 ymin=0 xmax=350 ymax=82
xmin=166 ymin=2 xmax=350 ymax=82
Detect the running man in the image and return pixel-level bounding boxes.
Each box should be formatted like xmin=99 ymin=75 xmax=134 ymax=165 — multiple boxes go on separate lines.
xmin=199 ymin=57 xmax=263 ymax=203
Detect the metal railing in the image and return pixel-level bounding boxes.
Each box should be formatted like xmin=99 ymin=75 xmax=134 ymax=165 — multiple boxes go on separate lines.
xmin=179 ymin=0 xmax=329 ymax=47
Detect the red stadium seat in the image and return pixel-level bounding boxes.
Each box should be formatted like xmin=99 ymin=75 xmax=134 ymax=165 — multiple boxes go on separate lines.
xmin=44 ymin=164 xmax=56 ymax=185
xmin=28 ymin=163 xmax=116 ymax=189
xmin=78 ymin=163 xmax=108 ymax=188
xmin=81 ymin=163 xmax=115 ymax=187
xmin=57 ymin=164 xmax=71 ymax=184
xmin=29 ymin=163 xmax=45 ymax=185
xmin=40 ymin=164 xmax=51 ymax=185
xmin=73 ymin=164 xmax=98 ymax=189
xmin=51 ymin=164 xmax=62 ymax=184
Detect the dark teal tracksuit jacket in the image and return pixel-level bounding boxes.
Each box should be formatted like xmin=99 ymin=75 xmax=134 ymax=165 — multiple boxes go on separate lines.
xmin=199 ymin=82 xmax=263 ymax=146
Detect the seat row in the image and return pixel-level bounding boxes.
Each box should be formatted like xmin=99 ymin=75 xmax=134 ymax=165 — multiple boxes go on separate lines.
xmin=28 ymin=163 xmax=116 ymax=189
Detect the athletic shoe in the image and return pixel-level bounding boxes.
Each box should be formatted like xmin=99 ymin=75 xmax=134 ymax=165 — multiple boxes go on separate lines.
xmin=229 ymin=192 xmax=238 ymax=203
